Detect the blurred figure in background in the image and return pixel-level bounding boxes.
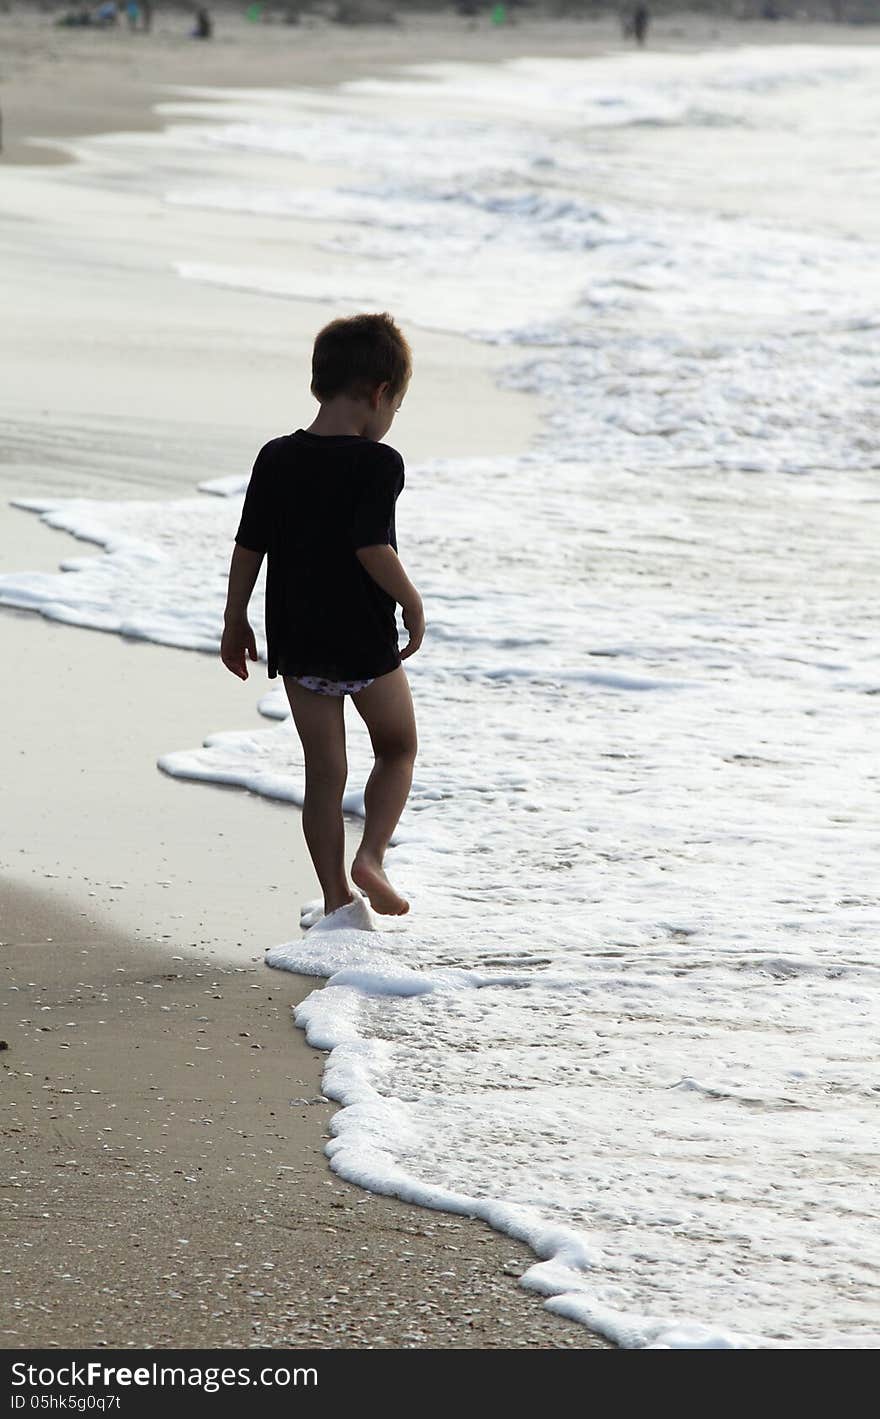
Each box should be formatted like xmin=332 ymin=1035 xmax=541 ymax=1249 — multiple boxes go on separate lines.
xmin=192 ymin=5 xmax=212 ymax=38
xmin=622 ymin=3 xmax=650 ymax=44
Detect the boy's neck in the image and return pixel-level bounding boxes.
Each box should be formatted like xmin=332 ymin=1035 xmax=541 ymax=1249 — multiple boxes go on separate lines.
xmin=307 ymin=398 xmax=373 ymax=440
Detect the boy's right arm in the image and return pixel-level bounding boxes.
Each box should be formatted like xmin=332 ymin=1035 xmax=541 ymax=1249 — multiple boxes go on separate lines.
xmin=355 ymin=545 xmax=425 ymax=660
xmin=221 ymin=543 xmax=264 ymax=680
xmin=224 ymin=443 xmax=272 ymax=679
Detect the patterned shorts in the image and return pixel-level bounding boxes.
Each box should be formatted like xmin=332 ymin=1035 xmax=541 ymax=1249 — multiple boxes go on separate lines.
xmin=288 ymin=674 xmax=375 ymax=697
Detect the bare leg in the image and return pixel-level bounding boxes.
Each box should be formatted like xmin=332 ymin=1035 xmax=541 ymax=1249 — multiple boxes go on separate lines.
xmin=349 ymin=665 xmax=418 ymax=915
xmin=283 ymin=678 xmax=354 ymax=917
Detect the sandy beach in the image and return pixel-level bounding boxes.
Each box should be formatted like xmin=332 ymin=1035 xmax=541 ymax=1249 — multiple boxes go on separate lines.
xmin=2 ymin=880 xmax=611 ymax=1348
xmin=0 ymin=3 xmax=603 ymax=1350
xmin=0 ymin=426 xmax=608 ymax=1352
xmin=3 ymin=8 xmax=875 ymax=167
xmin=3 ymin=3 xmax=878 ymax=1352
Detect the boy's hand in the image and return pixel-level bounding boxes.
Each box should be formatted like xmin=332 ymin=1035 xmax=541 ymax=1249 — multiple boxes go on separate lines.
xmin=400 ymin=597 xmax=425 ymax=660
xmin=221 ymin=618 xmax=258 ymax=680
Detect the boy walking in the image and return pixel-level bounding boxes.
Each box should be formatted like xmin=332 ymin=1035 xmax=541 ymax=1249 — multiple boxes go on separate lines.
xmin=221 ymin=313 xmax=424 ymax=926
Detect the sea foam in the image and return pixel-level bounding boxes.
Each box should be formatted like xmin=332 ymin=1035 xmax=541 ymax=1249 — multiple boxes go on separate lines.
xmin=3 ymin=44 xmax=880 ymax=1347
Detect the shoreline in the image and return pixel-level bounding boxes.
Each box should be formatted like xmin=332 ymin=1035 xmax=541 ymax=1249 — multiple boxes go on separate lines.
xmin=1 ymin=880 xmax=607 ymax=1348
xmin=5 ymin=2 xmax=871 ymax=1351
xmin=4 ymin=11 xmax=879 ymax=168
xmin=0 ymin=6 xmax=604 ymax=1348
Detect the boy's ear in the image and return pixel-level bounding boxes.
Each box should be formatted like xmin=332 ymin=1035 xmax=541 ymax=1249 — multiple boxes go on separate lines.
xmin=371 ymin=381 xmax=391 ymax=409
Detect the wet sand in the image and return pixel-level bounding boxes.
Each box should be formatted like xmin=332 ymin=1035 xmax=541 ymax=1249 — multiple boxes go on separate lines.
xmin=0 ymin=3 xmax=606 ymax=1350
xmin=1 ymin=881 xmax=608 ymax=1348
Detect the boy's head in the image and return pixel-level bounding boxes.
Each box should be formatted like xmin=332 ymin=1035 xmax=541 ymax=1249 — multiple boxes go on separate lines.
xmin=311 ymin=312 xmax=412 ymax=438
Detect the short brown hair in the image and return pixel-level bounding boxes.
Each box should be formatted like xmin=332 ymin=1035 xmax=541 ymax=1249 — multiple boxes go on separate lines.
xmin=311 ymin=312 xmax=412 ymax=402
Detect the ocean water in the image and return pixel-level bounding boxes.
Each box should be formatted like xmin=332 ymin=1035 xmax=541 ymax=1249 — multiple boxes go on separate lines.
xmin=2 ymin=44 xmax=880 ymax=1347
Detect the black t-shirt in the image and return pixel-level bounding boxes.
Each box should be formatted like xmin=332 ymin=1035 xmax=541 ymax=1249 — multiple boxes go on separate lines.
xmin=234 ymin=429 xmax=406 ymax=681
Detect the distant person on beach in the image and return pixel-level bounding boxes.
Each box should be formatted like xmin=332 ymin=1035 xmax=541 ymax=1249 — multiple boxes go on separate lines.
xmin=623 ymin=3 xmax=649 ymax=44
xmin=192 ymin=5 xmax=212 ymax=38
xmin=221 ymin=313 xmax=423 ymax=926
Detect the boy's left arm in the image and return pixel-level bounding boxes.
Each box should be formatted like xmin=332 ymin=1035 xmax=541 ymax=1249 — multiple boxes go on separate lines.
xmin=221 ymin=544 xmax=264 ymax=680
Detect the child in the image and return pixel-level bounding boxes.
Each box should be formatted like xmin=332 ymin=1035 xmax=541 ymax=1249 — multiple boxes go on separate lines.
xmin=220 ymin=313 xmax=424 ymax=928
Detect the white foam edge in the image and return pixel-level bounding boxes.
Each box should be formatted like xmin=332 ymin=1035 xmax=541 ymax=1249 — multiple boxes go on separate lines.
xmin=264 ymin=942 xmax=770 ymax=1348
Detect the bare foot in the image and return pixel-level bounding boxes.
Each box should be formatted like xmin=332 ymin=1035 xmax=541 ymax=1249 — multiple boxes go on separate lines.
xmin=351 ymin=853 xmax=410 ymax=916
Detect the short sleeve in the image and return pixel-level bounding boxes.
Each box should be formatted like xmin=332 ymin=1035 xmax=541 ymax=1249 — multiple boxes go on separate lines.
xmin=234 ymin=447 xmax=272 ymax=554
xmin=348 ymin=447 xmax=405 ymax=552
